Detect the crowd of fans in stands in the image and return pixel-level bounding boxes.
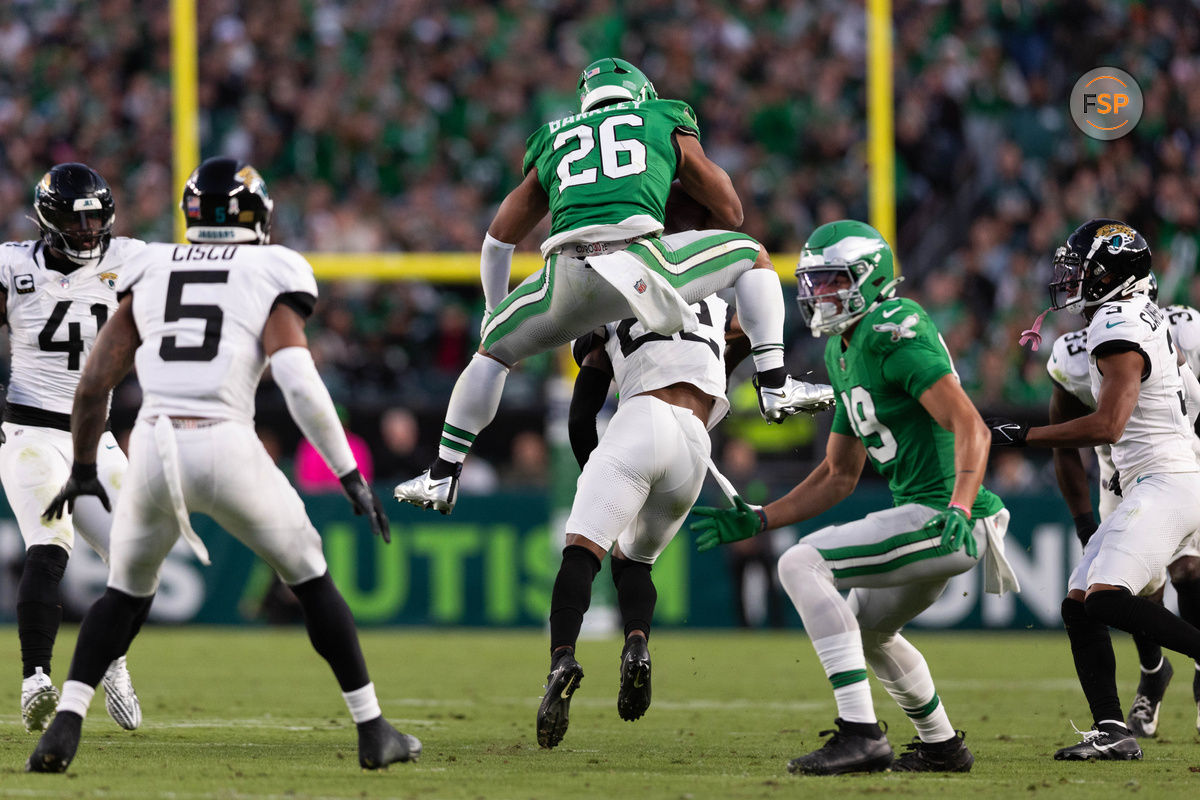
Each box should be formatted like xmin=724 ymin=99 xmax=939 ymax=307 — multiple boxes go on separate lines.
xmin=0 ymin=0 xmax=1198 ymax=493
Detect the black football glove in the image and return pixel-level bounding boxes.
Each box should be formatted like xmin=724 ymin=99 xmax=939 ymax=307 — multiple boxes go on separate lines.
xmin=1073 ymin=511 xmax=1098 ymax=547
xmin=340 ymin=468 xmax=391 ymax=544
xmin=43 ymin=462 xmax=110 ymax=520
xmin=985 ymin=417 xmax=1029 ymax=447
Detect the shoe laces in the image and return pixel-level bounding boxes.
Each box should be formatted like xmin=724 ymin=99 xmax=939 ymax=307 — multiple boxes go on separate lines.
xmin=106 ymin=657 xmax=134 ymax=695
xmin=1069 ymin=721 xmax=1105 ymax=743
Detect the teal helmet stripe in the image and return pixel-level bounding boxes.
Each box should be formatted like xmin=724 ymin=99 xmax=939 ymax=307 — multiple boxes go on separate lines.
xmin=578 ymin=58 xmax=658 ymax=112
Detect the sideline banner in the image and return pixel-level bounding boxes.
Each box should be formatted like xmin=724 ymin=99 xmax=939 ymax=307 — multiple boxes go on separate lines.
xmin=0 ymin=489 xmax=1084 ymax=629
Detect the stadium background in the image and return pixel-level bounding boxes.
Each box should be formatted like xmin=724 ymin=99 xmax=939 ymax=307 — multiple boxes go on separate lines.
xmin=0 ymin=0 xmax=1197 ymax=629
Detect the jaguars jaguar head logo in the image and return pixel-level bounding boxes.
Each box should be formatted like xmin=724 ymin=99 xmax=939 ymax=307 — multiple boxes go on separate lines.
xmin=1095 ymin=223 xmax=1136 ymax=255
xmin=99 ymin=272 xmax=117 ymax=290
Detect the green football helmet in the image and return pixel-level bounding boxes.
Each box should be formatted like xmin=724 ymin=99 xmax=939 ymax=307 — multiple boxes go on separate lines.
xmin=577 ymin=58 xmax=658 ymax=113
xmin=796 ymin=220 xmax=901 ymax=336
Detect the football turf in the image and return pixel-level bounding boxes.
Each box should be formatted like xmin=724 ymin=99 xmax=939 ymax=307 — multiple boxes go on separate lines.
xmin=2 ymin=627 xmax=1199 ymax=798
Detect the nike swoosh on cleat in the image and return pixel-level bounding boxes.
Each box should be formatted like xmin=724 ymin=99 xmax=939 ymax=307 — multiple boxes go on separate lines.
xmin=633 ymin=676 xmax=645 ymax=688
xmin=560 ymin=675 xmax=577 ymax=699
xmin=761 ymin=390 xmax=786 ymax=398
xmin=1091 ymin=739 xmax=1128 ymax=752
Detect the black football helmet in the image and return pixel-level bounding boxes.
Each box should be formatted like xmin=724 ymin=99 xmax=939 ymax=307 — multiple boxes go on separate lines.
xmin=32 ymin=163 xmax=115 ymax=265
xmin=181 ymin=156 xmax=272 ymax=245
xmin=1049 ymin=218 xmax=1152 ymax=314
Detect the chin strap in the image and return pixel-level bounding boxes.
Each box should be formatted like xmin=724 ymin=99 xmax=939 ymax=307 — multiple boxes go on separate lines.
xmin=1019 ymin=307 xmax=1051 ymax=351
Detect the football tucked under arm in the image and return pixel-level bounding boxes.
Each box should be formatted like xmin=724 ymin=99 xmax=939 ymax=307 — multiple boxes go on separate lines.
xmin=663 ymin=181 xmax=711 ymax=234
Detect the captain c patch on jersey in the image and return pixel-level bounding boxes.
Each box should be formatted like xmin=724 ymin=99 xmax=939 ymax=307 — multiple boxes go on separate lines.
xmin=13 ymin=274 xmax=34 ymax=294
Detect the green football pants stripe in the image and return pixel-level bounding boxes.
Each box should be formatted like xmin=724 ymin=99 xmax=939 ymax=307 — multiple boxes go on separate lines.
xmin=829 ymin=545 xmax=950 ymax=580
xmin=817 ymin=528 xmax=939 ymax=562
xmin=443 ymin=424 xmax=477 ymax=443
xmin=439 ymin=436 xmax=471 ymax=454
xmin=902 ymin=693 xmax=941 ymax=719
xmin=646 ymin=231 xmax=755 ymax=264
xmin=483 ymin=256 xmax=557 ymax=349
xmin=626 ymin=237 xmax=759 ymax=288
xmin=828 ymin=669 xmax=868 ymax=689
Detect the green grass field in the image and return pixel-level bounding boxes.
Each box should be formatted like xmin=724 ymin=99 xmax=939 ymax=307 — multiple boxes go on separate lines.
xmin=1 ymin=626 xmax=1198 ymax=799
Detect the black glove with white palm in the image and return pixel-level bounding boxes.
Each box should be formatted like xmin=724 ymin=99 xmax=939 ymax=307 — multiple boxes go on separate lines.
xmin=340 ymin=468 xmax=391 ymax=544
xmin=984 ymin=417 xmax=1029 ymax=448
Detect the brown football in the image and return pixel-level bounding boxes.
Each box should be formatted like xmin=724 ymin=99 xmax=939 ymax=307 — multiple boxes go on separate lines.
xmin=663 ymin=181 xmax=709 ymax=233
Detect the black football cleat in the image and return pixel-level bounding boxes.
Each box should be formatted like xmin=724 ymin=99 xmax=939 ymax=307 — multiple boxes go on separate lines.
xmin=25 ymin=711 xmax=83 ymax=773
xmin=357 ymin=716 xmax=422 ymax=769
xmin=890 ymin=730 xmax=974 ymax=772
xmin=787 ymin=718 xmax=894 ymax=775
xmin=1126 ymin=659 xmax=1173 ymax=738
xmin=617 ymin=635 xmax=652 ymax=722
xmin=1053 ymin=725 xmax=1142 ymax=761
xmin=537 ymin=652 xmax=584 ymax=749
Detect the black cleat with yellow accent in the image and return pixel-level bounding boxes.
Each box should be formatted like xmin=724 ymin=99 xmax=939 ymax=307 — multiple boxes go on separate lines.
xmin=617 ymin=635 xmax=651 ymax=722
xmin=537 ymin=651 xmax=585 ymax=749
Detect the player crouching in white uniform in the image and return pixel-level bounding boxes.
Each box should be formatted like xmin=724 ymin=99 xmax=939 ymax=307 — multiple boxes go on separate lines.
xmin=26 ymin=158 xmax=420 ymax=773
xmin=1045 ymin=276 xmax=1200 ymax=739
xmin=0 ymin=163 xmax=141 ymax=733
xmin=536 ymin=295 xmax=748 ymax=749
xmin=989 ymin=219 xmax=1200 ymax=761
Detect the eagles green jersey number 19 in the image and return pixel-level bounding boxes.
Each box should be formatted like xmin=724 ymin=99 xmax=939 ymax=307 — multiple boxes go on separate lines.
xmin=523 ymin=99 xmax=699 ymax=242
xmin=826 ymin=296 xmax=1003 ymax=519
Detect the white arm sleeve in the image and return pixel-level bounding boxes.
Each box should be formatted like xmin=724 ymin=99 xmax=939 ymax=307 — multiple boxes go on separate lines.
xmin=480 ymin=233 xmax=515 ymax=311
xmin=270 ymin=346 xmax=356 ymax=477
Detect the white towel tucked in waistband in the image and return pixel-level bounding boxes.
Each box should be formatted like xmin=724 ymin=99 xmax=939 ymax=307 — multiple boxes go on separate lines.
xmin=152 ymin=416 xmax=211 ymax=566
xmin=587 ymin=250 xmax=698 ymax=336
xmin=982 ymin=508 xmax=1019 ymax=595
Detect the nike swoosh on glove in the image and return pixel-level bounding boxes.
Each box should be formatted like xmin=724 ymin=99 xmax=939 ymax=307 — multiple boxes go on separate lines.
xmin=922 ymin=506 xmax=977 ymax=558
xmin=340 ymin=468 xmax=391 ymax=543
xmin=984 ymin=417 xmax=1029 ymax=447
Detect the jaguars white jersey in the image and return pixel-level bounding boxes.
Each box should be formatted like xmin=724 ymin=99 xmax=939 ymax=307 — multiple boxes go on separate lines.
xmin=0 ymin=237 xmax=145 ymax=417
xmin=1086 ymin=295 xmax=1198 ymax=484
xmin=118 ymin=243 xmax=318 ymax=425
xmin=601 ymin=295 xmax=729 ymax=430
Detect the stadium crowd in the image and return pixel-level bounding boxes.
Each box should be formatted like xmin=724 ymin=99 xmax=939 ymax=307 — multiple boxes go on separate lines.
xmin=0 ymin=0 xmax=1198 ymax=489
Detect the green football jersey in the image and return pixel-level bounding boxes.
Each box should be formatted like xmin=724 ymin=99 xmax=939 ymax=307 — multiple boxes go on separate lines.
xmin=825 ymin=296 xmax=1004 ymax=518
xmin=523 ymin=99 xmax=700 ymax=240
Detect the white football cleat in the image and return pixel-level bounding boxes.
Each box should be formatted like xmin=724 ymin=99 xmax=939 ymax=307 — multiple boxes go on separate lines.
xmin=21 ymin=668 xmax=59 ymax=733
xmin=102 ymin=655 xmax=141 ymax=730
xmin=756 ymin=374 xmax=836 ymax=422
xmin=393 ymin=465 xmax=461 ymax=515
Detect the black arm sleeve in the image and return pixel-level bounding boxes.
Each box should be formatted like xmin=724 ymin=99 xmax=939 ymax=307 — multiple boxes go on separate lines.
xmin=568 ymin=365 xmax=612 ymax=469
xmin=272 ymin=291 xmax=317 ymax=319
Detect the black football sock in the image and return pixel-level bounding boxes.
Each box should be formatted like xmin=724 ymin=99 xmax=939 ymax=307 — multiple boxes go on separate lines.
xmin=548 ymin=545 xmax=601 ymax=655
xmin=1132 ymin=632 xmax=1165 ymax=673
xmin=290 ymin=572 xmax=370 ymax=692
xmin=430 ymin=457 xmax=461 ymax=481
xmin=611 ymin=556 xmax=656 ymax=639
xmin=1173 ymin=578 xmax=1200 ymax=630
xmin=840 ymin=719 xmax=885 ymax=739
xmin=67 ymin=588 xmax=154 ymax=687
xmin=18 ymin=545 xmax=69 ymax=678
xmin=1062 ymin=597 xmax=1123 ymax=726
xmin=755 ymin=367 xmax=787 ymax=390
xmin=1087 ymin=587 xmax=1200 ymax=662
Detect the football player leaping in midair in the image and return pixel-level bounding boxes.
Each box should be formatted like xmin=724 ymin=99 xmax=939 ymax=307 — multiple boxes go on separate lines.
xmin=0 ymin=164 xmax=142 ymax=734
xmin=1045 ymin=272 xmax=1200 ymax=740
xmin=393 ymin=57 xmax=833 ymax=516
xmin=26 ymin=157 xmax=419 ymax=774
xmin=990 ymin=219 xmax=1200 ymax=760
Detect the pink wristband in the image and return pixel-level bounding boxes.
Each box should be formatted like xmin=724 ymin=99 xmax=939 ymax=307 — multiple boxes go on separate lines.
xmin=948 ymin=501 xmax=971 ymax=519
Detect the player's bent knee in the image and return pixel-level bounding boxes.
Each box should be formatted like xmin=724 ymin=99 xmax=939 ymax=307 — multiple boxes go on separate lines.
xmin=777 ymin=543 xmax=826 ymax=591
xmin=1169 ymin=555 xmax=1200 ymax=584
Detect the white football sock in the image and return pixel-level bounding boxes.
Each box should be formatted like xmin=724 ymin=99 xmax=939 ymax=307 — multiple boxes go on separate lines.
xmin=732 ymin=268 xmax=785 ymax=373
xmin=865 ymin=631 xmax=955 ymax=743
xmin=438 ymin=353 xmax=510 ymax=464
xmin=57 ymin=680 xmax=96 ymax=719
xmin=342 ymin=682 xmax=382 ymax=724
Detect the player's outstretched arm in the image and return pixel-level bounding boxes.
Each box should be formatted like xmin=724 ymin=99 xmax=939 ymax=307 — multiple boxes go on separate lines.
xmin=567 ymin=340 xmax=613 ymax=469
xmin=1021 ymin=350 xmax=1142 ymax=449
xmin=44 ymin=295 xmax=139 ymax=519
xmin=692 ymin=432 xmax=865 ymax=551
xmin=264 ymin=304 xmax=391 ymax=543
xmin=1048 ymin=381 xmax=1099 ymax=545
xmin=674 ymin=133 xmax=743 ymax=229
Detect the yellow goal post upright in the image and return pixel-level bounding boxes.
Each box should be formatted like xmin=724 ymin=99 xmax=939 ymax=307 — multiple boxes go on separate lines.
xmin=867 ymin=0 xmax=898 ymax=277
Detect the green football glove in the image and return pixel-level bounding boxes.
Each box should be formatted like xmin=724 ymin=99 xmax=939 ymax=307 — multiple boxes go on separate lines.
xmin=690 ymin=496 xmax=765 ymax=553
xmin=923 ymin=505 xmax=977 ymax=558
